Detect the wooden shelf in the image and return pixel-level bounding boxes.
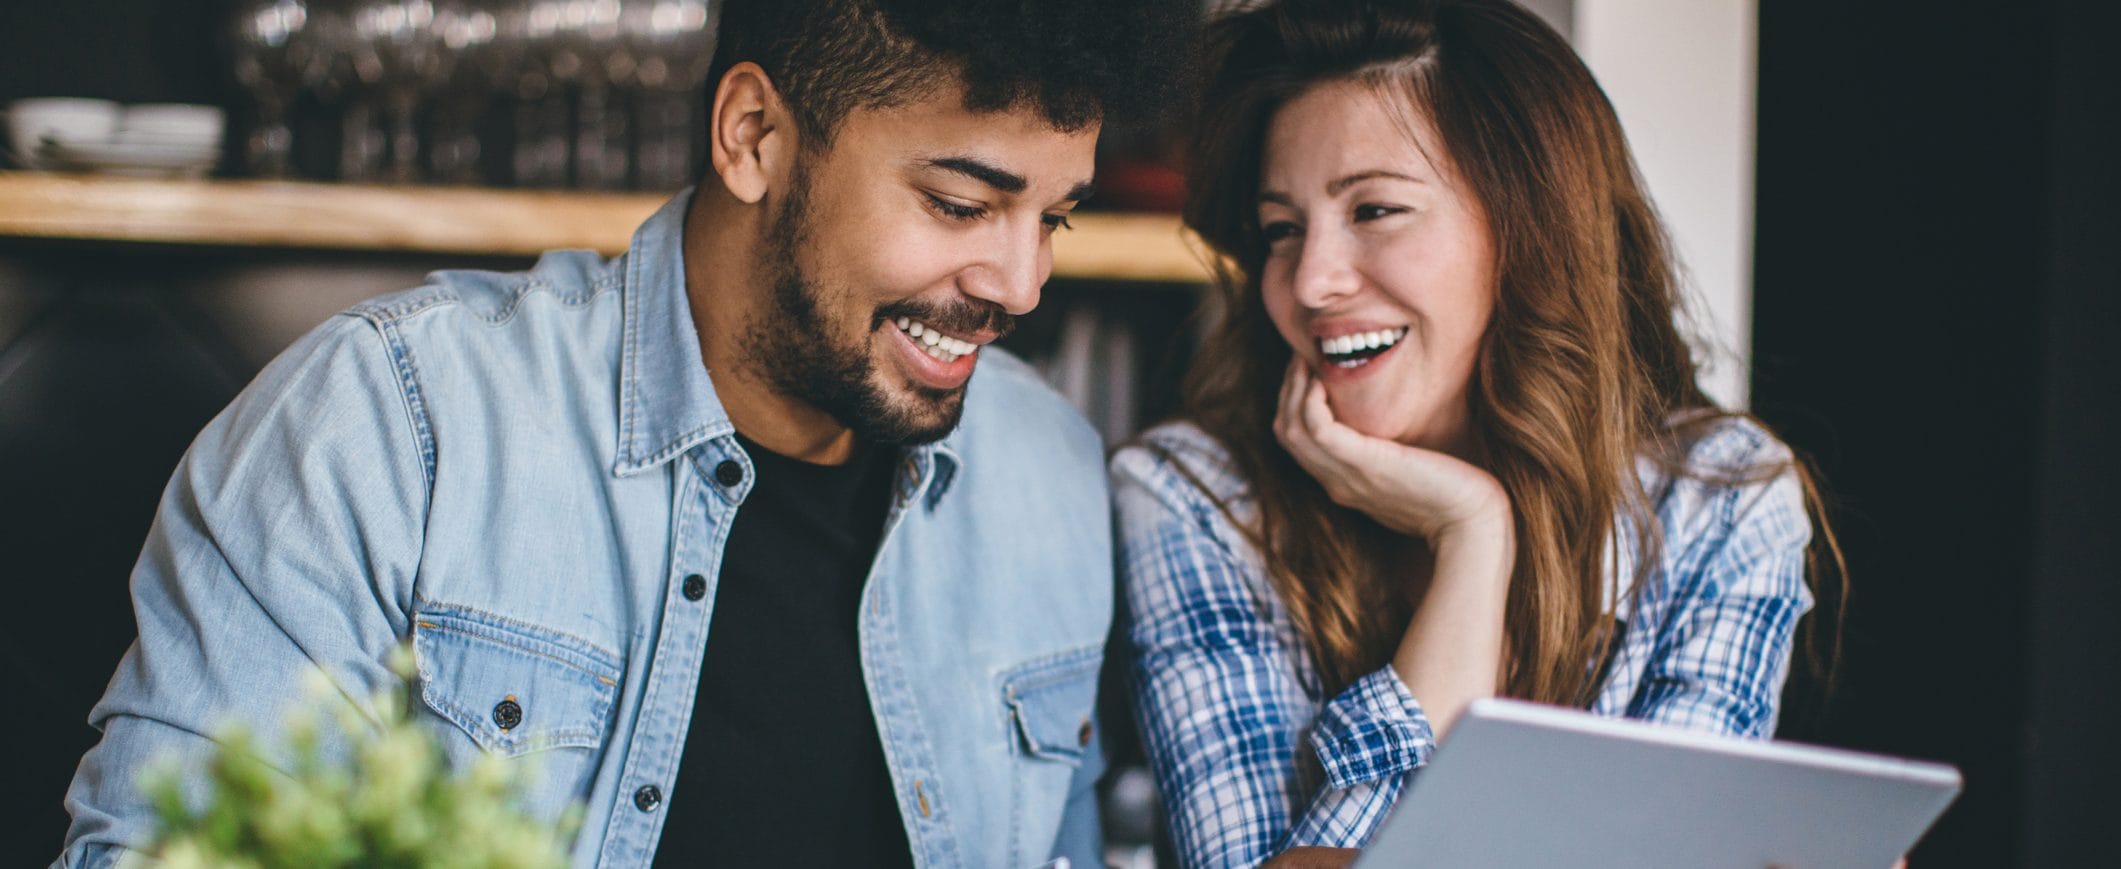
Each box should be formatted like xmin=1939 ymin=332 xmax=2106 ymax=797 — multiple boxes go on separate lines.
xmin=0 ymin=172 xmax=1211 ymax=283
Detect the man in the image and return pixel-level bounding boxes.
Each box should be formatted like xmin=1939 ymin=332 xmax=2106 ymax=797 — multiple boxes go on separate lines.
xmin=56 ymin=1 xmax=1185 ymax=865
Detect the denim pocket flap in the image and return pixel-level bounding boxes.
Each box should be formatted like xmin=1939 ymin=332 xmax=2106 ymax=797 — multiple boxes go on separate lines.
xmin=413 ymin=604 xmax=623 ymax=757
xmin=1001 ymin=646 xmax=1102 ymax=764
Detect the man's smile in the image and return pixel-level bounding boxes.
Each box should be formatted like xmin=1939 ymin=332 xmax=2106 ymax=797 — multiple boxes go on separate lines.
xmin=883 ymin=316 xmax=982 ymax=389
xmin=893 ymin=315 xmax=983 ymax=362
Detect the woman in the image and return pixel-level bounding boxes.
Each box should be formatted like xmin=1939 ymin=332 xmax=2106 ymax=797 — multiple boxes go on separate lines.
xmin=1112 ymin=1 xmax=1847 ymax=866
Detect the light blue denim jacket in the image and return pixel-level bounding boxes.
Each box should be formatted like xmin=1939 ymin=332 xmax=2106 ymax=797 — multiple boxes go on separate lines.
xmin=57 ymin=192 xmax=1114 ymax=868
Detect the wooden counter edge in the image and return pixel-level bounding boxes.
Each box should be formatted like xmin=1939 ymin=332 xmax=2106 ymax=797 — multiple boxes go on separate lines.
xmin=0 ymin=172 xmax=1212 ymax=284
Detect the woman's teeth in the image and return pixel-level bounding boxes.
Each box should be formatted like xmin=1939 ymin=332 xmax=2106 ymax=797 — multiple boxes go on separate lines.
xmin=1318 ymin=327 xmax=1408 ymax=368
xmin=896 ymin=316 xmax=978 ymax=363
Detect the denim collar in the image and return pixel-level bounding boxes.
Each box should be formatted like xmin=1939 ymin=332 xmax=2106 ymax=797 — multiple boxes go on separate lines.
xmin=611 ymin=189 xmax=959 ymax=503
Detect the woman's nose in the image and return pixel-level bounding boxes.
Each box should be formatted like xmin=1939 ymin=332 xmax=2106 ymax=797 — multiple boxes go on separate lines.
xmin=1291 ymin=228 xmax=1360 ymax=309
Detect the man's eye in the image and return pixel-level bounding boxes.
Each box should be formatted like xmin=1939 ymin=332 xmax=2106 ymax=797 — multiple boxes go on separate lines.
xmin=1260 ymin=220 xmax=1301 ymax=243
xmin=1041 ymin=213 xmax=1074 ymax=232
xmin=1353 ymin=203 xmax=1406 ymax=222
xmin=926 ymin=194 xmax=985 ymax=221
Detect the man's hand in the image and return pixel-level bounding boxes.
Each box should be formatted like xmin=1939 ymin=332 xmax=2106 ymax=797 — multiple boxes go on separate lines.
xmin=1272 ymin=359 xmax=1510 ymax=546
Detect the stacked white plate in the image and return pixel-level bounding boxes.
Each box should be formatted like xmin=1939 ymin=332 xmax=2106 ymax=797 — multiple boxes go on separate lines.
xmin=6 ymin=99 xmax=223 ymax=178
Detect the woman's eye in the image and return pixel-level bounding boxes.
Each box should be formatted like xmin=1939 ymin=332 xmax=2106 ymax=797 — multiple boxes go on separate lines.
xmin=926 ymin=194 xmax=985 ymax=221
xmin=1353 ymin=203 xmax=1406 ymax=222
xmin=1260 ymin=220 xmax=1301 ymax=244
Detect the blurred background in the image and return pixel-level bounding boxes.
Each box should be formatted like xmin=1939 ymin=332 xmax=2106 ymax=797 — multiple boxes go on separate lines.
xmin=1 ymin=1 xmax=2114 ymax=866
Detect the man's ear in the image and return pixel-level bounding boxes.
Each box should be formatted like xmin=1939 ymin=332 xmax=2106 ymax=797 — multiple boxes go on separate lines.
xmin=707 ymin=62 xmax=794 ymax=205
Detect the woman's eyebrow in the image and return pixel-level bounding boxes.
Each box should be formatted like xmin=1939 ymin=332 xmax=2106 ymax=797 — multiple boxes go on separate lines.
xmin=1328 ymin=169 xmax=1425 ymax=194
xmin=1259 ymin=170 xmax=1429 ymax=205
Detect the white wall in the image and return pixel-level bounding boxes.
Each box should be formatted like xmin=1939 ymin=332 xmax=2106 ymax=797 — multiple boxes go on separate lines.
xmin=1574 ymin=0 xmax=1758 ymax=409
xmin=1518 ymin=0 xmax=1575 ymax=38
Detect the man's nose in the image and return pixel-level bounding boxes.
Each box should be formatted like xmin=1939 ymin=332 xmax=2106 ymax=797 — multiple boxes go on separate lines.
xmin=960 ymin=224 xmax=1049 ymax=316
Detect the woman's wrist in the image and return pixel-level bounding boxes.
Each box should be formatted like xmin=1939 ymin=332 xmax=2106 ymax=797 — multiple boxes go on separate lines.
xmin=1430 ymin=496 xmax=1515 ymax=580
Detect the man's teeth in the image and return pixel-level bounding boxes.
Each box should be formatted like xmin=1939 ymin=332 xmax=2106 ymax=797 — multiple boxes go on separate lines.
xmin=895 ymin=316 xmax=979 ymax=362
xmin=1318 ymin=327 xmax=1408 ymax=358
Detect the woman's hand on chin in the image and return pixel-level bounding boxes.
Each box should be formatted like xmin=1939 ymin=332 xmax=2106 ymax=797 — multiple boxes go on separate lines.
xmin=1277 ymin=357 xmax=1515 ymax=736
xmin=1273 ymin=358 xmax=1511 ymax=545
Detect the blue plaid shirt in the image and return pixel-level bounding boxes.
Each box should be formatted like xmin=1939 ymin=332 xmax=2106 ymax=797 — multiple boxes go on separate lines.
xmin=1113 ymin=419 xmax=1815 ymax=867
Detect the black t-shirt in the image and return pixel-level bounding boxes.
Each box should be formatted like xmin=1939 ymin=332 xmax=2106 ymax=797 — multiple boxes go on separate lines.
xmin=651 ymin=435 xmax=913 ymax=867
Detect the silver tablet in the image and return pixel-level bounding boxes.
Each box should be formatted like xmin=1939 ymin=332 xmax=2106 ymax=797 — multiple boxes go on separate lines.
xmin=1356 ymin=698 xmax=1961 ymax=869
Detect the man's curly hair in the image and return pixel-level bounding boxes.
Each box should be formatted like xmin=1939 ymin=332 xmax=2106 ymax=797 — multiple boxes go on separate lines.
xmin=707 ymin=0 xmax=1193 ymax=148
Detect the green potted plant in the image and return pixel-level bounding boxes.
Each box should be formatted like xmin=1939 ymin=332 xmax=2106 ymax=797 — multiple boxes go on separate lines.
xmin=131 ymin=648 xmax=581 ymax=868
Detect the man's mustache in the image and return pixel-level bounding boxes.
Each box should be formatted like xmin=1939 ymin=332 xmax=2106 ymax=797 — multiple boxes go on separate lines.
xmin=875 ymin=299 xmax=1015 ymax=340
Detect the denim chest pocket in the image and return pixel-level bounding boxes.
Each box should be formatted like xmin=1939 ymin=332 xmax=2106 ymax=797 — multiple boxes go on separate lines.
xmin=412 ymin=604 xmax=623 ymax=757
xmin=1000 ymin=646 xmax=1104 ymax=867
xmin=1001 ymin=646 xmax=1101 ymax=765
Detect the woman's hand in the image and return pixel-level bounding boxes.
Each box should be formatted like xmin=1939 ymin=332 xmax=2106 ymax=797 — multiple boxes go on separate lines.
xmin=1273 ymin=359 xmax=1509 ymax=544
xmin=1276 ymin=358 xmax=1515 ymax=737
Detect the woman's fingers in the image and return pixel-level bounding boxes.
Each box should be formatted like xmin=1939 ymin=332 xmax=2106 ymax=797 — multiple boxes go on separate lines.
xmin=1273 ymin=358 xmax=1303 ymax=445
xmin=1268 ymin=357 xmax=1511 ymax=539
xmin=1300 ymin=366 xmax=1333 ymax=433
xmin=1300 ymin=369 xmax=1357 ymax=456
xmin=1276 ymin=367 xmax=1351 ymax=495
xmin=1276 ymin=359 xmax=1321 ymax=459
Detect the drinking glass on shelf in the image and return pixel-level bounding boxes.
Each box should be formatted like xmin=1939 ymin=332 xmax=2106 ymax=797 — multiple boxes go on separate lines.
xmin=582 ymin=0 xmax=640 ymax=189
xmin=624 ymin=0 xmax=712 ymax=191
xmin=230 ymin=0 xmax=313 ymax=178
xmin=501 ymin=0 xmax=572 ymax=187
xmin=428 ymin=0 xmax=503 ymax=184
xmin=351 ymin=0 xmax=449 ymax=184
xmin=302 ymin=0 xmax=387 ymax=182
xmin=545 ymin=0 xmax=628 ymax=189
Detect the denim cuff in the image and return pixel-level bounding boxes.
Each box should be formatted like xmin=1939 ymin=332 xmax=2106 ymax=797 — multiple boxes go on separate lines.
xmin=1307 ymin=666 xmax=1438 ymax=790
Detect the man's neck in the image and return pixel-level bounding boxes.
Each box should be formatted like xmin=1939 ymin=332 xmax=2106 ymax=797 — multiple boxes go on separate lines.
xmin=681 ymin=186 xmax=860 ymax=466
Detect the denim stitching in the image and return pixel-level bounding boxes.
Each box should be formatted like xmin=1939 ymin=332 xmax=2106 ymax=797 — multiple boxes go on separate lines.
xmin=412 ymin=599 xmax=623 ymax=675
xmin=375 ymin=319 xmax=437 ymax=488
xmin=617 ymin=249 xmax=643 ymax=471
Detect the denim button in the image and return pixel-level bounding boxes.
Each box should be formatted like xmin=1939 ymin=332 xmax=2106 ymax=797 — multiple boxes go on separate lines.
xmin=492 ymin=698 xmax=522 ymax=731
xmin=634 ymin=785 xmax=662 ymax=812
xmin=682 ymin=573 xmax=707 ymax=601
xmin=1077 ymin=718 xmax=1094 ymax=747
xmin=713 ymin=460 xmax=744 ymax=487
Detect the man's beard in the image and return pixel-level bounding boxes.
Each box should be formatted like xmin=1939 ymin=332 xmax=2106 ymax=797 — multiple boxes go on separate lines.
xmin=739 ymin=164 xmax=1013 ymax=446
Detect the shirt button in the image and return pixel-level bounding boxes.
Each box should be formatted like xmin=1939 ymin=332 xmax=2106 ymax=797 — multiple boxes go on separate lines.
xmin=682 ymin=573 xmax=707 ymax=601
xmin=1078 ymin=718 xmax=1094 ymax=747
xmin=492 ymin=698 xmax=523 ymax=731
xmin=634 ymin=785 xmax=662 ymax=812
xmin=713 ymin=459 xmax=744 ymax=487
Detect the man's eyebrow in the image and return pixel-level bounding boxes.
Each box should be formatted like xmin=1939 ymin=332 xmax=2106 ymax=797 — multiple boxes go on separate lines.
xmin=921 ymin=157 xmax=1095 ymax=203
xmin=923 ymin=157 xmax=1028 ymax=194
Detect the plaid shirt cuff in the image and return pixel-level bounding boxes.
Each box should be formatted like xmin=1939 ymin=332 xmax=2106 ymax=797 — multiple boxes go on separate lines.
xmin=1307 ymin=666 xmax=1438 ymax=790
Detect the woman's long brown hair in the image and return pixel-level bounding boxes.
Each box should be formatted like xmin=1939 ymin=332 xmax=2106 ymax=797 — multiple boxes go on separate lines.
xmin=1175 ymin=0 xmax=1846 ymax=705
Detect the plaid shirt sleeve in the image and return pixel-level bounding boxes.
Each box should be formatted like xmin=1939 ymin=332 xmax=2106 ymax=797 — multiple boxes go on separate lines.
xmin=1113 ymin=436 xmax=1437 ymax=868
xmin=1606 ymin=427 xmax=1817 ymax=737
